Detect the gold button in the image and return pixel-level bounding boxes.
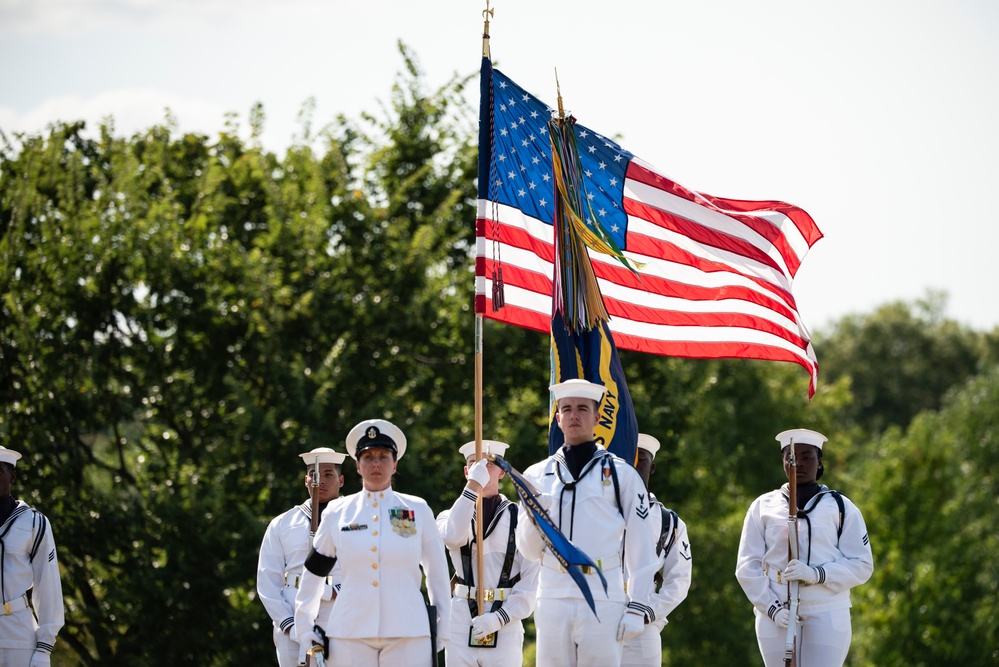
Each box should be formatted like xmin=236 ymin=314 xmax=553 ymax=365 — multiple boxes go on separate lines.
xmin=373 ymin=581 xmax=378 ymax=587
xmin=373 ymin=516 xmax=379 ymax=521
xmin=372 ymin=531 xmax=378 ymax=536
xmin=372 ymin=563 xmax=378 ymax=570
xmin=371 ymin=546 xmax=377 ymax=552
xmin=373 ymin=501 xmax=378 ymax=507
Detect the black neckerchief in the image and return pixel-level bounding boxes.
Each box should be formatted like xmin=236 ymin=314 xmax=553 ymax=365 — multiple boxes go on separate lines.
xmin=554 ymin=441 xmax=605 ymax=539
xmin=561 ymin=440 xmax=598 ymax=479
xmin=797 ymin=482 xmax=821 ymax=510
xmin=0 ymin=496 xmax=15 ymax=526
xmin=479 ymin=494 xmax=502 ymax=530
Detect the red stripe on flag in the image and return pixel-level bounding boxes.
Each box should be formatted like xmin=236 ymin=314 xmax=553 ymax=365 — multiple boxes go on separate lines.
xmin=626 ymin=161 xmax=820 ymax=278
xmin=624 ymin=196 xmax=784 ymax=276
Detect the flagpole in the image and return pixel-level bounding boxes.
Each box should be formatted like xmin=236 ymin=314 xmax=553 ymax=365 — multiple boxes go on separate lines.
xmin=473 ymin=0 xmax=494 ymax=621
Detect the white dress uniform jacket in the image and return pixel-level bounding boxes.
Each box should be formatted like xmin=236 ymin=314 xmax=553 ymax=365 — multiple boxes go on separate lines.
xmin=295 ymin=487 xmax=451 ymax=644
xmin=257 ymin=502 xmax=340 ymax=650
xmin=515 ymin=447 xmax=657 ymax=617
xmin=643 ymin=496 xmax=692 ymax=632
xmin=437 ymin=489 xmax=539 ymax=666
xmin=621 ymin=496 xmax=692 ymax=667
xmin=0 ymin=501 xmax=64 ymax=654
xmin=736 ymin=484 xmax=874 ymax=617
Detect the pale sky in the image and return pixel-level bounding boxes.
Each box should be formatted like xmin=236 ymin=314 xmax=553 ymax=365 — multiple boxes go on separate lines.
xmin=2 ymin=0 xmax=998 ymax=334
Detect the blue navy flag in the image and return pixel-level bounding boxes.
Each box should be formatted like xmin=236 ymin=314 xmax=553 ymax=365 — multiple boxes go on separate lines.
xmin=548 ymin=312 xmax=639 ymax=462
xmin=491 ymin=455 xmax=608 ymax=617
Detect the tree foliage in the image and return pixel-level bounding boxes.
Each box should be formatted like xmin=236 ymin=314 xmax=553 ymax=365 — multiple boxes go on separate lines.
xmin=2 ymin=44 xmax=997 ymax=666
xmin=849 ymin=366 xmax=999 ymax=666
xmin=814 ymin=291 xmax=983 ymax=435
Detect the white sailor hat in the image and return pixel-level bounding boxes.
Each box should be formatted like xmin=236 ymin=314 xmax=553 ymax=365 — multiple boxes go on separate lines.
xmin=458 ymin=440 xmax=510 ymax=460
xmin=0 ymin=447 xmax=22 ymax=467
xmin=776 ymin=428 xmax=828 ymax=451
xmin=346 ymin=419 xmax=407 ymax=460
xmin=298 ymin=447 xmax=347 ymax=466
xmin=549 ymin=378 xmax=608 ymax=403
xmin=637 ymin=433 xmax=661 ymax=457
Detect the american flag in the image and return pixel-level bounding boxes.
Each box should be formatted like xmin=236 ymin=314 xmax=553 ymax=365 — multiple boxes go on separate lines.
xmin=476 ymin=60 xmax=822 ymax=396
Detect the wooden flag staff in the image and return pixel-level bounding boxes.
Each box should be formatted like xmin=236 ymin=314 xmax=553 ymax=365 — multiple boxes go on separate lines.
xmin=473 ymin=0 xmax=494 ymax=624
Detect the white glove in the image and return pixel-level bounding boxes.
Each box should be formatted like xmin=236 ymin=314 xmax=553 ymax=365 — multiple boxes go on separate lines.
xmin=616 ymin=610 xmax=645 ymax=642
xmin=784 ymin=559 xmax=819 ymax=585
xmin=771 ymin=608 xmax=790 ymax=629
xmin=297 ymin=627 xmax=323 ymax=649
xmin=29 ymin=652 xmax=50 ymax=667
xmin=470 ymin=611 xmax=505 ymax=639
xmin=533 ymin=492 xmax=553 ymax=511
xmin=466 ymin=458 xmax=491 ymax=488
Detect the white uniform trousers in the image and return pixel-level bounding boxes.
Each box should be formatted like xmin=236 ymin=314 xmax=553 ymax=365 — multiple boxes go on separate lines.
xmin=0 ymin=649 xmax=33 ymax=667
xmin=0 ymin=605 xmax=38 ymax=667
xmin=272 ymin=625 xmax=304 ymax=667
xmin=328 ymin=636 xmax=432 ymax=667
xmin=621 ymin=623 xmax=662 ymax=667
xmin=535 ymin=597 xmax=625 ymax=667
xmin=445 ymin=597 xmax=524 ymax=667
xmin=754 ymin=607 xmax=852 ymax=667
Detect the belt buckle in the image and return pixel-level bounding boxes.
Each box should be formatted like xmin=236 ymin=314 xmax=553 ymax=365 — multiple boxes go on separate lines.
xmin=579 ymin=565 xmax=592 ymax=575
xmin=483 ymin=589 xmax=495 ymax=602
xmin=3 ymin=601 xmax=10 ymax=615
xmin=777 ymin=571 xmax=783 ymax=585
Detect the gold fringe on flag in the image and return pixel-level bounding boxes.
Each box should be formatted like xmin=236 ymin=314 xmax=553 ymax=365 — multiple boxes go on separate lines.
xmin=549 ymin=109 xmax=644 ymax=332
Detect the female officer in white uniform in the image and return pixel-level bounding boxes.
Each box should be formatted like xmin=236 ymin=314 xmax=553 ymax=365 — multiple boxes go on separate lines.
xmin=736 ymin=428 xmax=874 ymax=667
xmin=294 ymin=419 xmax=451 ymax=667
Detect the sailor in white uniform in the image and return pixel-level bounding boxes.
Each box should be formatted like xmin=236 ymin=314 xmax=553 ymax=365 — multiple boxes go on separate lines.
xmin=295 ymin=419 xmax=451 ymax=667
xmin=437 ymin=440 xmax=539 ymax=666
xmin=0 ymin=446 xmax=65 ymax=667
xmin=621 ymin=433 xmax=692 ymax=667
xmin=257 ymin=446 xmax=346 ymax=666
xmin=515 ymin=380 xmax=658 ymax=667
xmin=736 ymin=428 xmax=874 ymax=667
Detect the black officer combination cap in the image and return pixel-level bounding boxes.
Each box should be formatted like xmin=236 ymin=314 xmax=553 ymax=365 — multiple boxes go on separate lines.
xmin=345 ymin=419 xmax=408 ymax=460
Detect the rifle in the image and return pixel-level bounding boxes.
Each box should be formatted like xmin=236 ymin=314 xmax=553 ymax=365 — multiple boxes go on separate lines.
xmin=784 ymin=440 xmax=799 ymax=667
xmin=305 ymin=456 xmax=325 ymax=667
xmin=306 ymin=644 xmax=326 ymax=667
xmin=310 ymin=453 xmax=321 ymax=536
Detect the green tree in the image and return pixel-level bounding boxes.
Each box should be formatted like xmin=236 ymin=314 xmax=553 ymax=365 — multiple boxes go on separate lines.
xmin=850 ymin=365 xmax=999 ymax=666
xmin=0 ymin=43 xmax=484 ymax=665
xmin=4 ymin=42 xmax=998 ymax=667
xmin=814 ymin=291 xmax=983 ymax=435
